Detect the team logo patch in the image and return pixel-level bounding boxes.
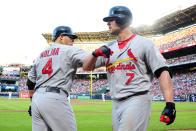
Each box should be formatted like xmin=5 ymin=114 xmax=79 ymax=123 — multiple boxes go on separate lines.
xmin=127 ymin=49 xmax=138 ymax=62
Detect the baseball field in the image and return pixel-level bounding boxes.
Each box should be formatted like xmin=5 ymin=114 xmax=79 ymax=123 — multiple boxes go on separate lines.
xmin=0 ymin=97 xmax=196 ymax=131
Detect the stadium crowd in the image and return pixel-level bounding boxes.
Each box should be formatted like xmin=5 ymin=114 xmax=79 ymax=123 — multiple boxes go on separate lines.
xmin=150 ymin=71 xmax=196 ymax=99
xmin=14 ymin=71 xmax=196 ymax=100
xmin=18 ymin=77 xmax=28 ymax=93
xmin=151 ymin=25 xmax=196 ymax=51
xmin=70 ymin=79 xmax=109 ymax=94
xmin=166 ymin=54 xmax=196 ymax=65
xmin=73 ymin=26 xmax=196 ymax=53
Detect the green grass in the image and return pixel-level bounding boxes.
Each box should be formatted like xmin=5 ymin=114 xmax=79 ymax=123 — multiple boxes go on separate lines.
xmin=0 ymin=112 xmax=32 ymax=131
xmin=75 ymin=113 xmax=112 ymax=131
xmin=0 ymin=98 xmax=196 ymax=131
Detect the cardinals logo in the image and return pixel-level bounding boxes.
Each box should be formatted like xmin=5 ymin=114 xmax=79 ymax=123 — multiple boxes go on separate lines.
xmin=127 ymin=49 xmax=138 ymax=62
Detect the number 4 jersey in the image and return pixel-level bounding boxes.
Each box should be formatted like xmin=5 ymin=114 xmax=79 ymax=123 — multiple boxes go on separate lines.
xmin=28 ymin=43 xmax=90 ymax=92
xmin=95 ymin=35 xmax=167 ymax=100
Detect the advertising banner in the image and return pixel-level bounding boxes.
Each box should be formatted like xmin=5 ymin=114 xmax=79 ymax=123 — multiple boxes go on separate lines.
xmin=2 ymin=67 xmax=20 ymax=76
xmin=19 ymin=93 xmax=30 ymax=98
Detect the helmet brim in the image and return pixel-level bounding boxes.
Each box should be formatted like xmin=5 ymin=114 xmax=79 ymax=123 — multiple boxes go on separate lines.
xmin=70 ymin=34 xmax=78 ymax=39
xmin=103 ymin=16 xmax=117 ymax=22
xmin=61 ymin=33 xmax=78 ymax=39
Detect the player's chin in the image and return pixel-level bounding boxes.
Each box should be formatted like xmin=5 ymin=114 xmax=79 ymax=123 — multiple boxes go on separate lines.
xmin=68 ymin=42 xmax=74 ymax=46
xmin=111 ymin=31 xmax=118 ymax=35
xmin=110 ymin=29 xmax=119 ymax=35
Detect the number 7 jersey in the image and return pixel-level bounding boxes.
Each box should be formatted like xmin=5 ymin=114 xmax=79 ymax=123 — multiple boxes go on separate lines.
xmin=28 ymin=43 xmax=90 ymax=92
xmin=95 ymin=35 xmax=167 ymax=100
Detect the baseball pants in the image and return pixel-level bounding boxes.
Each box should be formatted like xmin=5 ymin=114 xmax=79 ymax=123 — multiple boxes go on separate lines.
xmin=112 ymin=92 xmax=152 ymax=131
xmin=31 ymin=88 xmax=77 ymax=131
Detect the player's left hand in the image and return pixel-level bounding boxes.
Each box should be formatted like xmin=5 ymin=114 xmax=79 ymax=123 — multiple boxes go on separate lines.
xmin=92 ymin=45 xmax=113 ymax=58
xmin=160 ymin=102 xmax=176 ymax=125
xmin=28 ymin=105 xmax=32 ymax=117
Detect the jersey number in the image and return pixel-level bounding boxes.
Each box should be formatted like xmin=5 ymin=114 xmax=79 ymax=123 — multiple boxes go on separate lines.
xmin=42 ymin=58 xmax=53 ymax=77
xmin=125 ymin=73 xmax=134 ymax=85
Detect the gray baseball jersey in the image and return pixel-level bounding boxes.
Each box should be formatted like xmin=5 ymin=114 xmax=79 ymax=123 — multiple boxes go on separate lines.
xmin=95 ymin=35 xmax=167 ymax=131
xmin=28 ymin=43 xmax=90 ymax=131
xmin=95 ymin=35 xmax=166 ymax=100
xmin=28 ymin=43 xmax=89 ymax=92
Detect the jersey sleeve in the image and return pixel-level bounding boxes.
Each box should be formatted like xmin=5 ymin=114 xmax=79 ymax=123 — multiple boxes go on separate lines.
xmin=28 ymin=60 xmax=37 ymax=83
xmin=69 ymin=47 xmax=91 ymax=67
xmin=95 ymin=56 xmax=107 ymax=68
xmin=144 ymin=40 xmax=167 ymax=74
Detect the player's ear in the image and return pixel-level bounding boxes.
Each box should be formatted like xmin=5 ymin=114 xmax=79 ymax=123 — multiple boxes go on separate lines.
xmin=59 ymin=34 xmax=64 ymax=40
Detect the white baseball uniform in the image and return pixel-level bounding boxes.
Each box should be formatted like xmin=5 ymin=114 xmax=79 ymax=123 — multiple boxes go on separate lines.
xmin=102 ymin=93 xmax=105 ymax=102
xmin=95 ymin=35 xmax=167 ymax=131
xmin=28 ymin=43 xmax=90 ymax=131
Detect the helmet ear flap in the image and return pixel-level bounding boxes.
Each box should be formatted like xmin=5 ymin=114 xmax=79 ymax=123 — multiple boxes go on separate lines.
xmin=53 ymin=31 xmax=62 ymax=42
xmin=115 ymin=18 xmax=122 ymax=25
xmin=115 ymin=15 xmax=128 ymax=27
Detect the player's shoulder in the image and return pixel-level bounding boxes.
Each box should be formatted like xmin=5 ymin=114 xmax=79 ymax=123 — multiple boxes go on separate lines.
xmin=135 ymin=35 xmax=155 ymax=47
xmin=106 ymin=41 xmax=116 ymax=47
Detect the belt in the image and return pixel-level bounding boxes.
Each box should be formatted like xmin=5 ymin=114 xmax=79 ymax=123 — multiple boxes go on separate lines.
xmin=118 ymin=90 xmax=149 ymax=101
xmin=36 ymin=87 xmax=69 ymax=97
xmin=46 ymin=87 xmax=60 ymax=93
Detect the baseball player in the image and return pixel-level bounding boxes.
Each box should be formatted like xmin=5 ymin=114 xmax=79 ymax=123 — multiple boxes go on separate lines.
xmin=8 ymin=92 xmax=12 ymax=99
xmin=83 ymin=6 xmax=176 ymax=131
xmin=102 ymin=93 xmax=106 ymax=102
xmin=26 ymin=26 xmax=109 ymax=131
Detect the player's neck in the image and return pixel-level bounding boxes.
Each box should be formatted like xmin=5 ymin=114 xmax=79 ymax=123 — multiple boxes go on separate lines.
xmin=117 ymin=27 xmax=133 ymax=41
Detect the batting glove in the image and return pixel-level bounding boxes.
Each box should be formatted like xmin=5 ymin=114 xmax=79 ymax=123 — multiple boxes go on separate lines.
xmin=92 ymin=45 xmax=113 ymax=58
xmin=28 ymin=105 xmax=32 ymax=117
xmin=160 ymin=102 xmax=176 ymax=125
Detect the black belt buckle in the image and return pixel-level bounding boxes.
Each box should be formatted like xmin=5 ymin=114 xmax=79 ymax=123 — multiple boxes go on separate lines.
xmin=46 ymin=87 xmax=60 ymax=93
xmin=45 ymin=87 xmax=68 ymax=97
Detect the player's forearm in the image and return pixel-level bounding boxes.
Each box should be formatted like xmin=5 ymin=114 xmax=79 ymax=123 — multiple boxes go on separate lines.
xmin=29 ymin=90 xmax=35 ymax=101
xmin=26 ymin=78 xmax=36 ymax=100
xmin=29 ymin=90 xmax=35 ymax=97
xmin=158 ymin=71 xmax=174 ymax=102
xmin=83 ymin=55 xmax=97 ymax=71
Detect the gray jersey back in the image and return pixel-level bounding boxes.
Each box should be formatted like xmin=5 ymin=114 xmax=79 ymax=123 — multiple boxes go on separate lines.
xmin=95 ymin=35 xmax=167 ymax=100
xmin=28 ymin=43 xmax=90 ymax=92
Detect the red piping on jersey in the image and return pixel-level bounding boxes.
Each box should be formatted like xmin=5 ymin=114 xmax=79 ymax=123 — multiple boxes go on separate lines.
xmin=118 ymin=34 xmax=136 ymax=49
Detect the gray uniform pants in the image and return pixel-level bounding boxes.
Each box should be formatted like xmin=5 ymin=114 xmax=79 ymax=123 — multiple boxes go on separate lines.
xmin=112 ymin=93 xmax=152 ymax=131
xmin=32 ymin=88 xmax=77 ymax=131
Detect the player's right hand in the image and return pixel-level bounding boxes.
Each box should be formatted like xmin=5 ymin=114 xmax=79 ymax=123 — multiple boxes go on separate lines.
xmin=92 ymin=45 xmax=113 ymax=58
xmin=160 ymin=102 xmax=176 ymax=125
xmin=28 ymin=105 xmax=32 ymax=117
